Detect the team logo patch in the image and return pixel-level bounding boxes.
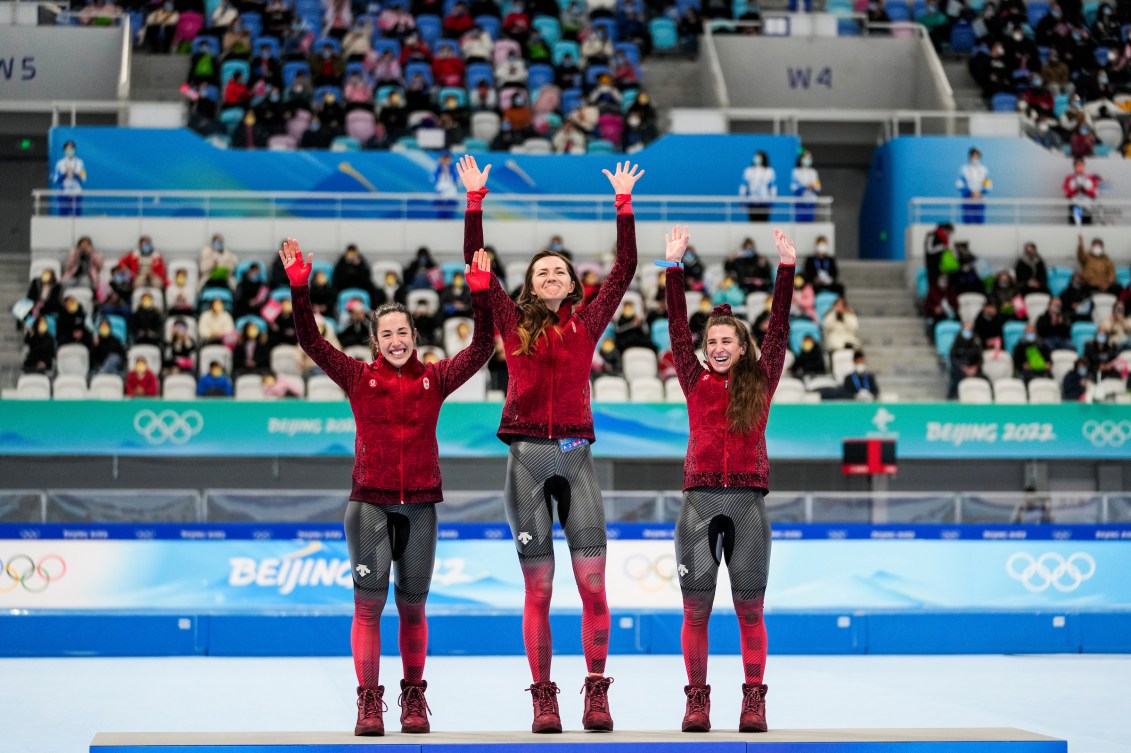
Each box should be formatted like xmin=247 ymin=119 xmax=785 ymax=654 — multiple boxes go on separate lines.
xmin=517 ymin=531 xmax=533 ymax=545
xmin=423 ymin=377 xmax=430 ymax=390
xmin=369 ymin=379 xmax=377 ymax=387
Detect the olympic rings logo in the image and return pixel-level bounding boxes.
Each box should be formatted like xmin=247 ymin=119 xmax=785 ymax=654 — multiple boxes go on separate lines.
xmin=1005 ymin=552 xmax=1096 ymax=593
xmin=622 ymin=553 xmax=679 ymax=592
xmin=1081 ymin=420 xmax=1131 ymax=448
xmin=133 ymin=409 xmax=204 ymax=446
xmin=0 ymin=554 xmax=67 ymax=593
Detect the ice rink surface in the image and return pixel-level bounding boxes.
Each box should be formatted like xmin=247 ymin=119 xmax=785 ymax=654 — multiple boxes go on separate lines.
xmin=5 ymin=653 xmax=1127 ymax=753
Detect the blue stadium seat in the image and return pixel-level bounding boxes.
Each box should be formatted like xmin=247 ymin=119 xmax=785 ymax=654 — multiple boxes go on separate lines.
xmin=416 ymin=14 xmax=442 ymax=45
xmin=338 ymin=288 xmax=371 ymax=313
xmin=1117 ymin=268 xmax=1131 ymax=289
xmin=1071 ymin=322 xmax=1097 ymax=354
xmin=221 ymin=59 xmax=251 ymax=91
xmin=200 ymin=287 xmax=234 ymax=311
xmin=621 ymin=87 xmax=639 ymax=112
xmin=394 ymin=135 xmax=419 ymax=150
xmin=218 ymin=107 xmax=246 ymax=134
xmin=239 ymin=12 xmax=262 ymax=38
xmin=837 ymin=17 xmax=862 ymax=35
xmin=886 ymin=0 xmax=911 ymax=21
xmin=790 ymin=319 xmax=822 ymax=352
xmin=553 ymin=40 xmax=581 ymax=66
xmin=235 ymin=315 xmax=268 ymax=334
xmin=1094 ymin=46 xmax=1110 ymax=67
xmin=532 ymin=15 xmax=560 ymax=45
xmin=1047 ymin=266 xmax=1073 ymax=297
xmin=591 ymin=17 xmax=617 ymax=41
xmin=283 ymin=61 xmax=311 ymax=89
xmin=405 ymin=62 xmax=434 ymax=87
xmin=435 ymin=38 xmax=461 ymax=59
xmin=192 ymin=35 xmax=220 ymax=54
xmin=438 ymin=86 xmax=469 ymax=108
xmin=1083 ymin=1 xmax=1099 ymax=26
xmin=462 ymin=137 xmax=489 ymax=152
xmin=312 ymin=261 xmax=335 ymax=281
xmin=916 ymin=267 xmax=928 ymax=299
xmin=826 ymin=0 xmax=854 ymax=13
xmin=991 ymin=93 xmax=1018 ymax=112
xmin=614 ymin=42 xmax=640 ymax=67
xmin=234 ymin=260 xmax=269 ymax=281
xmin=586 ymin=65 xmax=612 ymax=87
xmin=345 ymin=61 xmax=366 ymax=81
xmin=815 ymin=291 xmax=840 ymax=321
xmin=1002 ymin=320 xmax=1027 ymax=353
xmin=102 ymin=315 xmax=128 ymax=345
xmin=373 ymin=39 xmax=402 ymax=60
xmin=466 ymin=63 xmax=494 ymax=88
xmin=1027 ymin=1 xmax=1049 ymax=26
xmin=474 ymin=15 xmax=500 ymax=39
xmin=376 ymin=85 xmax=405 ymax=104
xmin=270 ymin=287 xmax=292 ymax=302
xmin=331 ymin=136 xmax=361 ymax=151
xmin=442 ymin=261 xmax=466 ymax=285
xmin=935 ymin=320 xmax=960 ymax=359
xmin=315 ymin=85 xmax=344 ymax=103
xmin=912 ymin=0 xmax=927 ymax=19
xmin=252 ymin=36 xmax=281 ymax=58
xmin=527 ymin=63 xmax=555 ymax=92
xmin=313 ymin=36 xmax=341 ymax=54
xmin=587 ymin=139 xmax=616 ymax=154
xmin=650 ymin=318 xmax=670 ymax=351
xmin=650 ymin=18 xmax=678 ymax=51
xmin=676 ymin=0 xmax=701 ymax=13
xmin=561 ymin=87 xmax=583 ymax=115
xmin=1053 ymin=93 xmax=1070 ymax=117
xmin=949 ymin=21 xmax=976 ymax=53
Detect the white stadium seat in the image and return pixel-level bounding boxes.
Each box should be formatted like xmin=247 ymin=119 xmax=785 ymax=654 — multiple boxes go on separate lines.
xmin=957 ymin=377 xmax=993 ymax=404
xmin=593 ymin=375 xmax=629 ymax=402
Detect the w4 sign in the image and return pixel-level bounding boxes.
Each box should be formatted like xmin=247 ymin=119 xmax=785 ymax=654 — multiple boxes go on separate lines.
xmin=787 ymin=66 xmax=833 ymax=89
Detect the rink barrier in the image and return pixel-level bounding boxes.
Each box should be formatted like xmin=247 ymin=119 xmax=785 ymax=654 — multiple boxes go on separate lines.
xmin=3 ymin=609 xmax=1129 ymax=658
xmin=88 ymin=728 xmax=1067 ymax=753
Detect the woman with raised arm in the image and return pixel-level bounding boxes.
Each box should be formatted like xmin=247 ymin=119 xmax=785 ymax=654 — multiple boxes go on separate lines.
xmin=279 ymin=231 xmax=497 ymax=737
xmin=662 ymin=225 xmax=795 ymax=734
xmin=455 ymin=156 xmax=642 ymax=734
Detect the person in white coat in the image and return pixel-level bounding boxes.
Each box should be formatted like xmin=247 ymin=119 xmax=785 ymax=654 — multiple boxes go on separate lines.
xmin=956 ymin=147 xmax=991 ymax=224
xmin=52 ymin=140 xmax=86 ymax=217
xmin=789 ymin=149 xmax=821 ymax=222
xmin=739 ymin=151 xmax=776 ymax=222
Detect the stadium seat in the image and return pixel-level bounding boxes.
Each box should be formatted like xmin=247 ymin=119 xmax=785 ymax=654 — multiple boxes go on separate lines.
xmin=934 ymin=320 xmax=960 ymax=360
xmin=1049 ymin=349 xmax=1078 ymax=384
xmin=474 ymin=14 xmax=500 ymax=39
xmin=283 ymin=61 xmax=311 ymax=89
xmin=665 ymin=377 xmax=686 ymax=403
xmin=591 ymin=17 xmax=617 ymax=41
xmin=373 ymin=39 xmax=402 ymax=60
xmin=239 ymin=11 xmax=262 ymax=37
xmin=981 ymin=350 xmax=1013 ymax=382
xmin=56 ymin=343 xmax=90 ymax=377
xmin=307 ymin=375 xmax=345 ymax=401
xmin=532 ymin=15 xmax=560 ymax=45
xmin=331 ymin=136 xmax=361 ymax=152
xmin=650 ymin=319 xmax=670 ymax=351
xmin=552 ymin=40 xmax=580 ymax=66
xmin=527 ymin=64 xmax=555 ymax=93
xmin=345 ymin=345 xmax=373 ymax=363
xmin=772 ymin=377 xmax=806 ymax=404
xmin=1071 ymin=322 xmax=1097 ymax=354
xmin=629 ymin=376 xmax=665 ymax=402
xmin=830 ymin=348 xmax=855 ymax=382
xmin=957 ymin=292 xmax=986 ymax=324
xmin=198 ymin=344 xmax=233 ymax=376
xmin=416 ymin=14 xmax=442 ymax=45
xmin=435 ymin=38 xmax=461 ymax=59
xmin=235 ymin=373 xmax=266 ymax=401
xmin=449 ymin=368 xmax=487 ymax=402
xmin=221 ymin=59 xmax=252 ymax=92
xmin=199 ymin=287 xmax=233 ymax=312
xmin=992 ymin=377 xmax=1027 ymax=404
xmin=16 ymin=373 xmax=51 ymax=399
xmin=102 ymin=314 xmax=128 ymax=345
xmin=1097 ymin=378 xmax=1128 ymax=403
xmin=649 ymin=18 xmax=678 ymax=51
xmin=1023 ymin=292 xmax=1050 ymax=325
xmin=623 ymin=347 xmax=658 ymax=381
xmin=252 ymin=36 xmax=281 ymax=59
xmin=1047 ymin=266 xmax=1073 ymax=297
xmin=267 ymin=134 xmax=297 ymax=151
xmin=127 ymin=344 xmax=162 ymax=373
xmin=593 ymin=375 xmax=629 ymax=402
xmin=957 ymin=377 xmax=993 ymax=404
xmin=494 ymin=38 xmax=522 ymax=66
xmin=1094 ymin=119 xmax=1124 ymax=149
xmin=815 ymin=291 xmax=840 ymax=322
xmin=886 ymin=0 xmax=911 ymax=20
xmin=466 ymin=63 xmax=494 ymax=89
xmin=1091 ymin=293 xmax=1116 ymax=325
xmin=28 ymin=258 xmax=61 ymax=281
xmin=163 ymin=373 xmax=197 ymax=400
xmin=88 ymin=374 xmax=124 ymax=400
xmin=1027 ymin=377 xmax=1060 ymax=404
xmin=587 ymin=139 xmax=616 ymax=154
xmin=269 ymin=345 xmax=301 ymax=377
xmin=991 ymin=93 xmax=1018 ymax=112
xmin=789 ymin=319 xmax=822 ymax=353
xmin=1118 ymin=268 xmax=1131 ymax=289
xmin=586 ymin=65 xmax=612 ymax=87
xmin=463 ymin=137 xmax=489 ymax=152
xmin=1002 ymin=320 xmax=1027 ymax=353
xmin=168 ymin=259 xmax=199 ymax=292
xmin=949 ymin=21 xmax=976 ymax=53
xmin=438 ymin=86 xmax=469 ymax=109
xmin=337 ymin=288 xmax=372 ymax=314
xmin=192 ymin=34 xmax=220 ymax=55
xmin=65 ymin=286 xmax=94 ymax=314
xmin=471 ymin=111 xmax=501 ymax=142
xmin=234 ymin=315 xmax=268 ymax=335
xmin=52 ymin=374 xmax=87 ymax=400
xmin=1027 ymin=1 xmax=1049 ymax=26
xmin=407 ymin=289 xmax=440 ymax=317
xmin=133 ymin=285 xmax=166 ymax=312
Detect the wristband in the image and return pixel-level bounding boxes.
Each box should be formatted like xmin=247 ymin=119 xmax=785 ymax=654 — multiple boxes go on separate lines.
xmin=614 ymin=193 xmax=632 ymax=214
xmin=654 ymin=260 xmax=683 ymax=268
xmin=466 ymin=187 xmax=489 ymax=212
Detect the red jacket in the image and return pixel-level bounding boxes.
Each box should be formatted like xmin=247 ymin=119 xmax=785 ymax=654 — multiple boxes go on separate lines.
xmin=292 ymin=279 xmax=494 ymax=504
xmin=463 ymin=202 xmax=637 ymax=444
xmin=665 ymin=264 xmax=793 ymax=492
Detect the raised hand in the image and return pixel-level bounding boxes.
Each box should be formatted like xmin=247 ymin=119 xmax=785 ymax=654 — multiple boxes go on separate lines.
xmin=457 ymin=155 xmax=491 ymax=192
xmin=773 ymin=228 xmax=796 ymax=266
xmin=465 ymin=247 xmax=492 ymax=293
xmin=602 ymin=161 xmax=645 ymax=195
xmin=665 ymin=225 xmax=689 ymax=263
xmin=279 ymin=238 xmax=313 ymax=285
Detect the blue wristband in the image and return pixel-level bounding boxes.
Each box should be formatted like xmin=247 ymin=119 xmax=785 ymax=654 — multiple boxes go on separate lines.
xmin=654 ymin=260 xmax=684 ymax=268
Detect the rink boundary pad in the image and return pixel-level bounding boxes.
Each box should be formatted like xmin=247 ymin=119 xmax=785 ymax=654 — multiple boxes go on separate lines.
xmin=89 ymin=728 xmax=1066 ymax=752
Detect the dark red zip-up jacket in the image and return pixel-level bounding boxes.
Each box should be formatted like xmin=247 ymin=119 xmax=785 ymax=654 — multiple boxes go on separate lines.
xmin=291 ymin=276 xmax=495 ymax=504
xmin=665 ymin=263 xmax=793 ymax=492
xmin=463 ymin=201 xmax=637 ymax=444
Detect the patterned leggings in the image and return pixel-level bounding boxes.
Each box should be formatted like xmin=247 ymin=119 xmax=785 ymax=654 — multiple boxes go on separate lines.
xmin=674 ymin=487 xmax=771 ymax=686
xmin=504 ymin=438 xmax=610 ymax=683
xmin=344 ymin=500 xmax=437 ymax=689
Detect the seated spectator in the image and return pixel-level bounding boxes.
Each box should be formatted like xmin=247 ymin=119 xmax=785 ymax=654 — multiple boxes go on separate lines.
xmin=496 ymin=50 xmax=528 ymax=88
xmin=206 ymin=0 xmax=238 ymax=37
xmin=1092 ymin=2 xmax=1122 ymax=45
xmin=711 ymin=275 xmax=745 ymax=310
xmin=1062 ymin=357 xmax=1092 ymax=401
xmin=372 ymin=50 xmax=405 ymax=87
xmin=1035 ymin=3 xmax=1070 ymax=49
xmin=200 ymin=234 xmax=237 ymax=290
xmin=125 ymin=358 xmax=159 ymax=398
xmin=233 ymin=263 xmax=270 ymax=319
xmin=461 ymin=26 xmax=493 ymax=64
xmin=587 ymin=73 xmax=623 ymax=115
xmin=324 ymin=0 xmax=353 ymax=39
xmin=308 ymin=268 xmax=338 ymax=319
xmin=233 ymin=321 xmax=271 ymax=377
xmin=333 ymin=244 xmax=377 ymax=299
xmin=163 ymin=319 xmax=196 ymax=374
xmin=296 ymin=314 xmax=340 ymax=376
xmin=375 ymin=269 xmax=406 ymax=307
xmin=1035 ymin=297 xmax=1073 ymax=351
xmin=251 ymin=44 xmax=283 ymax=90
xmin=222 ymin=18 xmax=252 ymax=58
xmin=411 ymin=298 xmax=440 ymax=345
xmin=1063 ymin=158 xmax=1101 ymax=225
xmin=553 ymin=120 xmax=588 ymax=154
xmin=270 ymin=296 xmax=298 ymax=346
xmin=1012 ymin=324 xmax=1053 ymax=383
xmin=649 ymin=271 xmax=670 ymax=324
xmin=56 ymin=294 xmax=88 ymax=347
xmin=970 ymin=41 xmax=1012 ymax=100
xmin=612 ymin=51 xmax=639 ymax=90
xmin=951 ymin=241 xmax=984 ymax=295
xmin=948 ymin=322 xmax=984 ymax=398
xmin=923 ymin=222 xmax=954 ymax=285
xmin=24 ymin=268 xmax=63 ymax=323
xmin=1084 ymin=327 xmax=1121 ymax=379
xmin=791 ymin=334 xmax=826 ymax=380
xmin=1101 ymin=301 xmax=1129 ymax=350
xmin=143 ymin=1 xmax=179 ymax=54
xmin=555 ymin=52 xmax=584 ymax=91
xmin=988 ymin=270 xmax=1021 ymax=318
xmin=448 ymin=319 xmax=474 ymax=353
xmin=62 ymin=236 xmax=102 ymax=290
xmin=232 ymin=110 xmax=269 ymax=149
xmin=803 ymin=236 xmax=842 ymax=296
xmin=681 ymin=245 xmax=705 ymax=291
xmin=378 ymin=4 xmax=416 ymax=38
xmin=188 ymin=40 xmax=220 ymax=88
xmin=22 ymin=316 xmax=56 ymax=374
xmin=343 ymin=21 xmax=374 ymax=61
xmin=1015 ymin=242 xmax=1049 ymax=294
xmin=378 ymin=90 xmax=408 ymax=140
xmin=344 ymin=72 xmax=373 ymax=107
xmin=432 ymin=45 xmax=466 ymax=87
xmin=440 ymin=271 xmax=472 ymax=318
xmin=286 ymin=71 xmax=315 ymax=105
xmin=502 ymin=0 xmax=531 ymax=43
xmin=99 ymin=263 xmax=132 ymax=322
xmin=223 ymin=71 xmax=250 ymax=111
xmin=338 ymin=300 xmax=370 ymax=348
xmin=790 ymin=274 xmax=816 ymax=322
xmin=404 ymin=246 xmax=441 ymax=289
xmin=561 ymin=0 xmax=585 ymax=40
xmin=405 ymin=72 xmax=434 ymax=112
xmin=197 ymin=361 xmax=234 ymax=397
xmin=726 ymin=238 xmax=773 ymax=293
xmin=916 ymin=0 xmax=950 ymax=51
xmin=1077 ymin=234 xmax=1121 ymax=295
xmin=400 ymin=32 xmax=432 ymax=65
xmin=594 ymin=337 xmax=622 ymax=376
xmin=78 ymin=0 xmax=123 ymax=26
xmin=527 ymin=30 xmax=551 ymax=63
xmin=614 ymin=301 xmax=652 ymax=352
xmin=488 ymin=335 xmax=509 ymax=392
xmin=310 ymin=42 xmax=345 ymax=87
xmin=262 ymin=371 xmax=305 ymax=398
xmin=262 ymin=0 xmax=293 ymax=38
xmin=822 ymin=297 xmax=860 ymax=351
xmin=580 ymin=25 xmax=612 ymax=67
xmin=865 ymin=0 xmax=891 ymax=24
xmin=689 ymin=296 xmax=713 ymax=346
xmin=119 ymin=236 xmax=167 ymax=289
xmin=1069 ymin=124 xmax=1097 ymax=160
xmin=92 ymin=319 xmax=126 ymax=375
xmin=131 ymin=291 xmax=164 ymax=346
xmin=502 ymin=91 xmax=534 ymax=136
xmin=444 ymin=1 xmax=475 ymax=38
xmin=842 ymin=350 xmax=879 ymax=401
xmin=973 ymin=300 xmax=1005 ymax=346
xmin=1060 ymin=272 xmax=1094 ymax=321
xmin=199 ymin=297 xmax=235 ymax=344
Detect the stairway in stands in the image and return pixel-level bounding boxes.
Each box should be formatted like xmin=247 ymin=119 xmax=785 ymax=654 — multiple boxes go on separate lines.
xmin=130 ymin=52 xmax=191 ymax=102
xmin=837 ymin=260 xmax=948 ymax=402
xmin=942 ymin=59 xmax=986 ymax=113
xmin=0 ymin=256 xmax=30 ymax=387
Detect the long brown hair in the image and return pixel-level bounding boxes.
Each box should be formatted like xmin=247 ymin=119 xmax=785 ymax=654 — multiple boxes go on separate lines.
xmin=703 ymin=311 xmax=768 ymax=434
xmin=513 ymin=250 xmax=584 ymax=356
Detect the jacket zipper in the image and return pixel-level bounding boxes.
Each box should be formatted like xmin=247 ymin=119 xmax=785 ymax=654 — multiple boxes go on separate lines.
xmin=723 ymin=376 xmax=730 ymax=487
xmin=398 ymin=368 xmax=405 ymax=503
xmin=547 ymin=325 xmax=554 ymax=438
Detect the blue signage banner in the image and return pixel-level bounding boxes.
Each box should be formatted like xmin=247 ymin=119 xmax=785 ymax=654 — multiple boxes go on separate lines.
xmin=0 ymin=400 xmax=1129 ymax=459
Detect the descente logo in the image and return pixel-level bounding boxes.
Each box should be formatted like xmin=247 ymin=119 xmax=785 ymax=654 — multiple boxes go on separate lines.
xmin=228 ymin=542 xmax=352 ymax=595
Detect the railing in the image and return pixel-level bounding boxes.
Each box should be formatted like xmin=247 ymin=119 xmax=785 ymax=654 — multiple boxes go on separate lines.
xmin=31 ymin=189 xmax=835 ymax=223
xmin=909 ymin=197 xmax=1131 ymax=226
xmin=0 ymin=99 xmax=131 ymax=127
xmin=710 ymin=107 xmax=1008 ymax=139
xmin=3 ymin=489 xmax=1128 ymax=524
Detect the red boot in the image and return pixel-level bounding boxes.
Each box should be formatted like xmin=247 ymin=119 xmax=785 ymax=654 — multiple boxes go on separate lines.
xmin=581 ymin=676 xmax=615 ymax=732
xmin=354 ymin=686 xmax=386 ymax=736
xmin=739 ymin=682 xmax=768 ymax=733
xmin=526 ymin=681 xmax=562 ymax=734
xmin=682 ymin=684 xmax=711 ymax=732
xmin=398 ymin=679 xmax=431 ymax=734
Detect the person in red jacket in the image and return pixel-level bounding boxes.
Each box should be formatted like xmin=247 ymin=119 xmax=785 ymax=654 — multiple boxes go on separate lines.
xmin=455 ymin=156 xmax=641 ymax=734
xmin=279 ymin=232 xmax=496 ymax=737
xmin=1062 ymin=158 xmax=1100 ymax=225
xmin=663 ymin=224 xmax=795 ymax=734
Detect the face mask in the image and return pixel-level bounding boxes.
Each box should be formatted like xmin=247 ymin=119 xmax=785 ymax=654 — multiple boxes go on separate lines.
xmin=65 ymin=301 xmax=78 ymax=313
xmin=385 ymin=275 xmax=397 ymax=287
xmin=753 ymin=155 xmax=763 ymax=166
xmin=37 ymin=323 xmax=48 ymax=335
xmin=741 ymin=245 xmax=754 ymax=257
xmin=41 ymin=273 xmax=51 ymax=283
xmin=801 ymin=156 xmax=813 ymax=167
xmin=141 ymin=242 xmax=153 ymax=255
xmin=855 ymin=363 xmax=866 ymax=374
xmin=1091 ymin=244 xmax=1103 ymax=256
xmin=962 ymin=328 xmax=973 ymax=338
xmin=970 ymin=157 xmax=980 ymax=166
xmin=99 ymin=327 xmax=111 ymax=338
xmin=623 ymin=306 xmax=635 ymax=317
xmin=64 ymin=147 xmax=76 ymax=158
xmin=1097 ymin=333 xmax=1108 ymax=344
xmin=816 ymin=243 xmax=828 ymax=254
xmin=1077 ymin=366 xmax=1088 ymax=376
xmin=1024 ymin=332 xmax=1036 ymax=342
xmin=801 ymin=341 xmax=814 ymax=353
xmin=249 ymin=272 xmax=262 ymax=282
xmin=1013 ymin=32 xmax=1023 ymax=42
xmin=211 ymin=368 xmax=223 ymax=377
xmin=247 ymin=327 xmax=260 ymax=338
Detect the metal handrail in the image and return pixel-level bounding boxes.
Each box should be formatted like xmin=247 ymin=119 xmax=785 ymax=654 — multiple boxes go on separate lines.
xmin=909 ymin=196 xmax=1131 ymax=226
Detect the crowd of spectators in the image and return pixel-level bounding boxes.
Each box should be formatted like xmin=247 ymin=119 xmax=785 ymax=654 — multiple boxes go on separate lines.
xmin=14 ymin=232 xmax=879 ymax=402
xmin=920 ymin=222 xmax=1131 ymax=402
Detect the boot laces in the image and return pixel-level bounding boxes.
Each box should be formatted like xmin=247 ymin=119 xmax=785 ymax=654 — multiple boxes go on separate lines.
xmin=527 ymin=682 xmax=560 ymax=717
xmin=686 ymin=686 xmax=710 ymax=715
xmin=358 ymin=688 xmax=387 ymax=718
xmin=399 ymin=684 xmax=432 ymax=718
xmin=582 ymin=676 xmax=613 ymax=712
xmin=742 ymin=684 xmax=765 ymax=713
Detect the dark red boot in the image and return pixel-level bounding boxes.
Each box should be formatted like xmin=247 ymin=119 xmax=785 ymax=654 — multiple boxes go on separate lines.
xmin=739 ymin=682 xmax=768 ymax=733
xmin=398 ymin=679 xmax=431 ymax=734
xmin=526 ymin=681 xmax=562 ymax=734
xmin=682 ymin=684 xmax=711 ymax=732
xmin=581 ymin=676 xmax=615 ymax=732
xmin=354 ymin=686 xmax=386 ymax=736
